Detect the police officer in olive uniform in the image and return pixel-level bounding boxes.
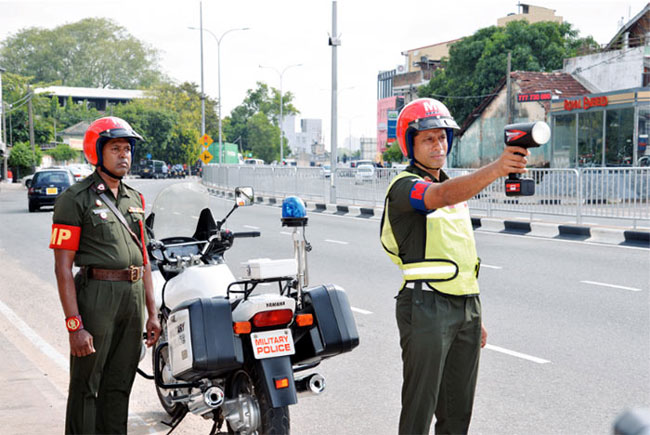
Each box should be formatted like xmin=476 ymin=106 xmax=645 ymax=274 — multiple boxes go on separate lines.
xmin=381 ymin=99 xmax=530 ymax=435
xmin=50 ymin=117 xmax=161 ymax=434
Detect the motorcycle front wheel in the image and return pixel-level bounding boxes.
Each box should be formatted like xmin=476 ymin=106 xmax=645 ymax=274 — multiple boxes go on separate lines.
xmin=228 ymin=364 xmax=290 ymax=435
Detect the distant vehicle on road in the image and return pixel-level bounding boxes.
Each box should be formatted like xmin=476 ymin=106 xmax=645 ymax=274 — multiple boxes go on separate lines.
xmin=66 ymin=164 xmax=93 ymax=182
xmin=355 ymin=164 xmax=375 ymax=184
xmin=141 ymin=159 xmax=168 ymax=179
xmin=350 ymin=159 xmax=374 ymax=168
xmin=27 ymin=168 xmax=75 ymax=212
xmin=244 ymin=158 xmax=265 ymax=166
xmin=170 ymin=164 xmax=186 ymax=178
xmin=321 ymin=164 xmax=331 ymax=178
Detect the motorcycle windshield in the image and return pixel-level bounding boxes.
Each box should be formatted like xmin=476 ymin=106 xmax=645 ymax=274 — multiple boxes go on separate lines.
xmin=150 ymin=182 xmax=210 ymax=240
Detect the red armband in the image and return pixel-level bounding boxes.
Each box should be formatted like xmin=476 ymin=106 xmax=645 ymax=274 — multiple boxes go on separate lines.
xmin=49 ymin=224 xmax=81 ymax=250
xmin=65 ymin=315 xmax=83 ymax=333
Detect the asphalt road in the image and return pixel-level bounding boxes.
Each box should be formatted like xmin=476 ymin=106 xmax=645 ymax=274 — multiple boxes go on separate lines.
xmin=0 ymin=178 xmax=648 ymax=435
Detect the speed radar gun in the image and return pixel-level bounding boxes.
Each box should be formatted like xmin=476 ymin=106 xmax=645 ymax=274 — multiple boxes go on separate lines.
xmin=504 ymin=121 xmax=551 ymax=196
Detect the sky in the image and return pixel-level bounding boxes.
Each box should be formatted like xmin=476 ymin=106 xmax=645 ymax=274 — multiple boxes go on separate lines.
xmin=0 ymin=0 xmax=646 ymax=150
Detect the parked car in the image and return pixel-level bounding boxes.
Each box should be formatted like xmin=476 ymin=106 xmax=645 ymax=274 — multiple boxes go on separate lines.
xmin=355 ymin=164 xmax=375 ymax=184
xmin=27 ymin=168 xmax=75 ymax=212
xmin=141 ymin=159 xmax=168 ymax=179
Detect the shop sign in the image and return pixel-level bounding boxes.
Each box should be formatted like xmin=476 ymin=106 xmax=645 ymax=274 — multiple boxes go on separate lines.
xmin=564 ymin=95 xmax=608 ymax=111
xmin=517 ymin=92 xmax=552 ymax=102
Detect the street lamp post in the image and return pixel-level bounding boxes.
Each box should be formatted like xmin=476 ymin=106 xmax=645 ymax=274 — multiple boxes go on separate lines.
xmin=259 ymin=64 xmax=302 ymax=164
xmin=189 ymin=25 xmax=249 ymax=163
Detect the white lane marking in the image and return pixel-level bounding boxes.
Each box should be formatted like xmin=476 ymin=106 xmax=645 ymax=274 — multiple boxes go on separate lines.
xmin=280 ymin=231 xmax=293 ymax=235
xmin=325 ymin=239 xmax=349 ymax=245
xmin=580 ymin=280 xmax=642 ymax=292
xmin=485 ymin=344 xmax=550 ymax=364
xmin=0 ymin=299 xmax=68 ymax=371
xmin=244 ymin=225 xmax=260 ymax=230
xmin=481 ymin=264 xmax=502 ymax=269
xmin=351 ymin=307 xmax=372 ymax=315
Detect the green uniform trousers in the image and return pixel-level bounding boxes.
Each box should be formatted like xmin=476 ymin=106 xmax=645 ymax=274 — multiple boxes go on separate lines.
xmin=65 ymin=273 xmax=145 ymax=435
xmin=395 ymin=285 xmax=481 ymax=435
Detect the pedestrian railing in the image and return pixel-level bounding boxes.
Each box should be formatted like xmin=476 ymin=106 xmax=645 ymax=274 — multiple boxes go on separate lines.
xmin=202 ymin=165 xmax=650 ymax=227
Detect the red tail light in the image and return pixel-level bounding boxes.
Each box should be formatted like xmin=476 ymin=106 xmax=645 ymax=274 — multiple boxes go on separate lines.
xmin=28 ymin=187 xmax=34 ymax=194
xmin=252 ymin=309 xmax=293 ymax=328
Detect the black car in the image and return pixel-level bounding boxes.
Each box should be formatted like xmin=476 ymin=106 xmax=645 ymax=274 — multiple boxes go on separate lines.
xmin=28 ymin=169 xmax=75 ymax=212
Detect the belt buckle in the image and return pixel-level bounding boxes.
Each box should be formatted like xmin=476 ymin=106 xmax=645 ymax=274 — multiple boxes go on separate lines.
xmin=129 ymin=265 xmax=140 ymax=282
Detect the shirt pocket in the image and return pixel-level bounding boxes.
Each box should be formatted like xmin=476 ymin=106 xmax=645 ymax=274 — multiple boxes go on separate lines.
xmin=90 ymin=212 xmax=119 ymax=242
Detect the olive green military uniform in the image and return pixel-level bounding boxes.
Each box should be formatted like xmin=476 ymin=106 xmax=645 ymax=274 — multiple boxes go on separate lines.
xmin=383 ymin=165 xmax=481 ymax=435
xmin=52 ymin=171 xmax=147 ymax=435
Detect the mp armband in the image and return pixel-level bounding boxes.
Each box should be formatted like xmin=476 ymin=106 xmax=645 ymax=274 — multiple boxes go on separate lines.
xmin=65 ymin=315 xmax=84 ymax=333
xmin=50 ymin=224 xmax=81 ymax=250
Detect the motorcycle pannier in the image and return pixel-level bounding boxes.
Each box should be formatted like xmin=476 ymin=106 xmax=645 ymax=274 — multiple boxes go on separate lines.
xmin=168 ymin=297 xmax=243 ymax=381
xmin=293 ymin=285 xmax=359 ymax=364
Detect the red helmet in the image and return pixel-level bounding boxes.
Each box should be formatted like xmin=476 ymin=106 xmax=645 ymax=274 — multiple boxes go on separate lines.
xmin=396 ymin=98 xmax=459 ymax=159
xmin=83 ymin=117 xmax=143 ymax=166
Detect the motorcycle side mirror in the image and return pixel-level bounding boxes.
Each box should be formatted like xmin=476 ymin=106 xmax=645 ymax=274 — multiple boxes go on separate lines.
xmin=235 ymin=186 xmax=254 ymax=207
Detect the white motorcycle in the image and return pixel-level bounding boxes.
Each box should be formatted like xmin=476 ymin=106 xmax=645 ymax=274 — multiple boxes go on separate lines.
xmin=141 ymin=182 xmax=359 ymax=434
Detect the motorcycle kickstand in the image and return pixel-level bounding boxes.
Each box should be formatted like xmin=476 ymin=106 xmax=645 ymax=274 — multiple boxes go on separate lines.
xmin=161 ymin=407 xmax=189 ymax=435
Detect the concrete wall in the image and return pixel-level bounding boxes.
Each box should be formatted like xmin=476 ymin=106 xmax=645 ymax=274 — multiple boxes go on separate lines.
xmin=497 ymin=5 xmax=562 ymax=27
xmin=563 ymin=47 xmax=644 ymax=92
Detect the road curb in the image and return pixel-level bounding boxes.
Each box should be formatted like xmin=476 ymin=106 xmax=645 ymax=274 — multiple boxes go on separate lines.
xmin=204 ymin=186 xmax=648 ymax=247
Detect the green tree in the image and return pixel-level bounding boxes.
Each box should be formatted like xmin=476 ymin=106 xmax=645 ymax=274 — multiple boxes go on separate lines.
xmin=224 ymin=82 xmax=299 ymax=160
xmin=8 ymin=142 xmax=42 ymax=178
xmin=383 ymin=141 xmax=405 ymax=163
xmin=246 ymin=112 xmax=280 ymax=163
xmin=418 ymin=20 xmax=599 ymax=126
xmin=0 ymin=18 xmax=163 ymax=88
xmin=47 ymin=144 xmax=79 ymax=163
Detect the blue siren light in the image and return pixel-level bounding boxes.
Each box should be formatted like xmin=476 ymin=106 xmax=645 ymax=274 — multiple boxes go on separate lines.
xmin=281 ymin=196 xmax=308 ymax=227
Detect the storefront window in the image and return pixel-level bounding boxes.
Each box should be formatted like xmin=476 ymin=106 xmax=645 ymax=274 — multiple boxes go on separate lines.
xmin=638 ymin=106 xmax=650 ymax=166
xmin=553 ymin=114 xmax=576 ymax=167
xmin=577 ymin=111 xmax=603 ymax=167
xmin=605 ymin=107 xmax=634 ymax=166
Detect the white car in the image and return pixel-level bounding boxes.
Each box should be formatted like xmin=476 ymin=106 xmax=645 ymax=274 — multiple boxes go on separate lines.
xmin=354 ymin=164 xmax=375 ymax=184
xmin=67 ymin=164 xmax=93 ymax=182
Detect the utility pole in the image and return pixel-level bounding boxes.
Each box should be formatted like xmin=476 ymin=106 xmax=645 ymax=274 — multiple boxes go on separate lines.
xmin=0 ymin=66 xmax=5 ymax=180
xmin=199 ymin=1 xmax=205 ymax=136
xmin=329 ymin=0 xmax=340 ymax=204
xmin=506 ymin=51 xmax=513 ymax=124
xmin=27 ymin=87 xmax=36 ymax=172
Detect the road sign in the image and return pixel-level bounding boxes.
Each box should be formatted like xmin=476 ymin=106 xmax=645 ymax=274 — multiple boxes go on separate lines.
xmin=200 ymin=149 xmax=213 ymax=164
xmin=200 ymin=134 xmax=213 ymax=148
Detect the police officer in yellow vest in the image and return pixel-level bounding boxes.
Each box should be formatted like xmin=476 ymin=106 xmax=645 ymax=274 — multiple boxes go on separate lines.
xmin=50 ymin=117 xmax=161 ymax=434
xmin=381 ymin=98 xmax=530 ymax=434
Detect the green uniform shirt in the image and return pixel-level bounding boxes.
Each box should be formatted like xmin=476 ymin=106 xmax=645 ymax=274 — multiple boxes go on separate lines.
xmin=52 ymin=171 xmax=147 ymax=269
xmin=386 ymin=165 xmax=449 ymax=263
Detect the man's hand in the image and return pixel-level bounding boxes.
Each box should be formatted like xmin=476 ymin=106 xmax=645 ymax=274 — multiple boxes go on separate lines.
xmin=481 ymin=324 xmax=488 ymax=348
xmin=70 ymin=329 xmax=95 ymax=357
xmin=492 ymin=146 xmax=530 ymax=178
xmin=145 ymin=316 xmax=161 ymax=347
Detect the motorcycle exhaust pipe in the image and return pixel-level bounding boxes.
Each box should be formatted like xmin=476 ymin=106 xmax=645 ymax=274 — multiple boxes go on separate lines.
xmin=187 ymin=386 xmax=225 ymax=416
xmin=295 ymin=373 xmax=325 ymax=398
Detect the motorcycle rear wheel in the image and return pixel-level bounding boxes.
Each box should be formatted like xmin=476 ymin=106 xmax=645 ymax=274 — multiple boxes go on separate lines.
xmin=153 ymin=332 xmax=187 ymax=418
xmin=228 ymin=365 xmax=290 ymax=435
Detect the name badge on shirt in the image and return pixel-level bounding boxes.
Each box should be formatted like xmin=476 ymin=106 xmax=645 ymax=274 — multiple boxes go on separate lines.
xmin=128 ymin=207 xmax=145 ymax=214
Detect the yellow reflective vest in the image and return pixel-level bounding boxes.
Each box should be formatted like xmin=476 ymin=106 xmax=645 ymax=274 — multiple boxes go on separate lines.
xmin=380 ymin=171 xmax=480 ymax=296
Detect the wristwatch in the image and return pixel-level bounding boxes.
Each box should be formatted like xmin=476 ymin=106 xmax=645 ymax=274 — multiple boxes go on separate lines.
xmin=65 ymin=315 xmax=84 ymax=333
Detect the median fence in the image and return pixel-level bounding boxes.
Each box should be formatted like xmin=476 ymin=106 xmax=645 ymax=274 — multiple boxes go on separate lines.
xmin=202 ymin=165 xmax=650 ymax=227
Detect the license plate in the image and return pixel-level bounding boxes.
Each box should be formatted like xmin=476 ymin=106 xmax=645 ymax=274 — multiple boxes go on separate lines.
xmin=251 ymin=329 xmax=295 ymax=360
xmin=46 ymin=187 xmax=58 ymax=195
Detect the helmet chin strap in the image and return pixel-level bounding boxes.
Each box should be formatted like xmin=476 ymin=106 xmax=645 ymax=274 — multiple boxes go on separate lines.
xmin=99 ymin=164 xmax=124 ymax=180
xmin=411 ymin=157 xmax=441 ymax=172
